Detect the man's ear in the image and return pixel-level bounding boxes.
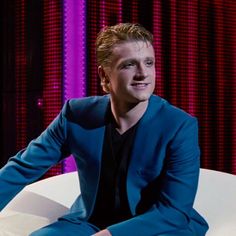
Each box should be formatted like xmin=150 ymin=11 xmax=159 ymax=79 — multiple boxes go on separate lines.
xmin=98 ymin=66 xmax=106 ymax=79
xmin=98 ymin=66 xmax=110 ymax=93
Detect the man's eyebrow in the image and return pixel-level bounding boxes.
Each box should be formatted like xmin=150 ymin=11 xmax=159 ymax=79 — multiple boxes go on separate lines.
xmin=120 ymin=56 xmax=155 ymax=63
xmin=122 ymin=58 xmax=136 ymax=63
xmin=117 ymin=58 xmax=136 ymax=66
xmin=115 ymin=56 xmax=155 ymax=68
xmin=144 ymin=56 xmax=155 ymax=61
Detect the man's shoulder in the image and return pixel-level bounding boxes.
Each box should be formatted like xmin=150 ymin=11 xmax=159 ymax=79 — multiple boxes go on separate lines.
xmin=150 ymin=95 xmax=196 ymax=122
xmin=147 ymin=95 xmax=198 ymax=138
xmin=61 ymin=95 xmax=109 ymax=126
xmin=67 ymin=95 xmax=109 ymax=109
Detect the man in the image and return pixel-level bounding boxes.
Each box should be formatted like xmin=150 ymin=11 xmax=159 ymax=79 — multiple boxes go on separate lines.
xmin=0 ymin=23 xmax=208 ymax=235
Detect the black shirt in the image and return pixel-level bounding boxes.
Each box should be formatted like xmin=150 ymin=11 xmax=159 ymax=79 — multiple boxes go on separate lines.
xmin=89 ymin=116 xmax=138 ymax=229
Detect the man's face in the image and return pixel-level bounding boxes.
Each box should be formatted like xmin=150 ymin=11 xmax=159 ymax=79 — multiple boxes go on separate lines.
xmin=102 ymin=41 xmax=156 ymax=106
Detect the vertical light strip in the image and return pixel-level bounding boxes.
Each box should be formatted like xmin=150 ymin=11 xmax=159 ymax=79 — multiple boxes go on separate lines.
xmin=100 ymin=0 xmax=106 ymax=26
xmin=169 ymin=0 xmax=177 ymax=105
xmin=152 ymin=1 xmax=163 ymax=96
xmin=43 ymin=0 xmax=63 ymax=177
xmin=63 ymin=0 xmax=87 ymax=173
xmin=198 ymin=1 xmax=212 ymax=170
xmin=230 ymin=1 xmax=236 ymax=174
xmin=187 ymin=1 xmax=198 ymax=115
xmin=87 ymin=0 xmax=101 ymax=96
xmin=131 ymin=0 xmax=138 ymax=22
xmin=15 ymin=0 xmax=27 ymax=151
xmin=214 ymin=0 xmax=226 ymax=172
xmin=117 ymin=0 xmax=123 ymax=23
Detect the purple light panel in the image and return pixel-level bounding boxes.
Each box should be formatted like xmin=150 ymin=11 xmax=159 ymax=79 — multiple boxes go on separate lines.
xmin=63 ymin=0 xmax=87 ymax=172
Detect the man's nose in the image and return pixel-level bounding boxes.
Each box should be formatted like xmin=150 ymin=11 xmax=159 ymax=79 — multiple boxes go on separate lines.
xmin=135 ymin=64 xmax=148 ymax=80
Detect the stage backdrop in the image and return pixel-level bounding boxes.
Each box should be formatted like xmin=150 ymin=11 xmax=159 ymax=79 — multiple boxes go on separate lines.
xmin=1 ymin=0 xmax=236 ymax=176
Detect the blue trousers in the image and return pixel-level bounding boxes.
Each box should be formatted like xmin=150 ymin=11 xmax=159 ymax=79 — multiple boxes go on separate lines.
xmin=29 ymin=219 xmax=100 ymax=236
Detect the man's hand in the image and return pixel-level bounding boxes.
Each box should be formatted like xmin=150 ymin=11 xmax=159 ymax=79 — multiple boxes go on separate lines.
xmin=91 ymin=229 xmax=112 ymax=236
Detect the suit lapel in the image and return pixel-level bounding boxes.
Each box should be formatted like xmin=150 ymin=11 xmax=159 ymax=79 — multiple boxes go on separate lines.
xmin=129 ymin=95 xmax=163 ymax=168
xmin=127 ymin=95 xmax=164 ymax=213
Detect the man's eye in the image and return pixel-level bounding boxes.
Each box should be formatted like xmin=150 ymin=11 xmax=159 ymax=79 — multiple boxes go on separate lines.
xmin=146 ymin=60 xmax=154 ymax=67
xmin=122 ymin=62 xmax=135 ymax=69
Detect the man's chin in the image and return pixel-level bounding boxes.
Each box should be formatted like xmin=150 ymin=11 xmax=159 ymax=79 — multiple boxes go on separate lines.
xmin=136 ymin=93 xmax=152 ymax=101
xmin=130 ymin=95 xmax=151 ymax=104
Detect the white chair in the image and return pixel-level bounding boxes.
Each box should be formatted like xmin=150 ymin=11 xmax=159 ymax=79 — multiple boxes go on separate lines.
xmin=194 ymin=169 xmax=236 ymax=236
xmin=2 ymin=172 xmax=80 ymax=221
xmin=0 ymin=169 xmax=236 ymax=236
xmin=0 ymin=172 xmax=80 ymax=236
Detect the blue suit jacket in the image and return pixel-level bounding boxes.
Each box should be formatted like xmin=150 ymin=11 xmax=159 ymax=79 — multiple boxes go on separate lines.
xmin=0 ymin=95 xmax=208 ymax=235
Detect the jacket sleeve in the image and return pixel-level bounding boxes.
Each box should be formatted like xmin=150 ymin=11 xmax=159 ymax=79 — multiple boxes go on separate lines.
xmin=108 ymin=117 xmax=202 ymax=236
xmin=0 ymin=104 xmax=69 ymax=211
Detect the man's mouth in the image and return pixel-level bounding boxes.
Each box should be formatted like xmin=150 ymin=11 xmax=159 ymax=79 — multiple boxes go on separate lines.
xmin=131 ymin=83 xmax=150 ymax=88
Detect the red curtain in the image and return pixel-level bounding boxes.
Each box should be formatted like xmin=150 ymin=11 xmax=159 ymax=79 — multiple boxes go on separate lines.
xmin=2 ymin=0 xmax=236 ymax=176
xmin=87 ymin=0 xmax=236 ymax=175
xmin=1 ymin=0 xmax=63 ymax=177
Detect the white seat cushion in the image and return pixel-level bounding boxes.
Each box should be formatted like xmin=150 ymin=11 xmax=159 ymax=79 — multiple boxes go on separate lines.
xmin=0 ymin=210 xmax=50 ymax=236
xmin=1 ymin=169 xmax=236 ymax=235
xmin=194 ymin=169 xmax=236 ymax=236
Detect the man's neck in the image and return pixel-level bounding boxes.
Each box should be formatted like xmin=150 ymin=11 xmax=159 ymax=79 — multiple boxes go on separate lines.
xmin=110 ymin=100 xmax=149 ymax=134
